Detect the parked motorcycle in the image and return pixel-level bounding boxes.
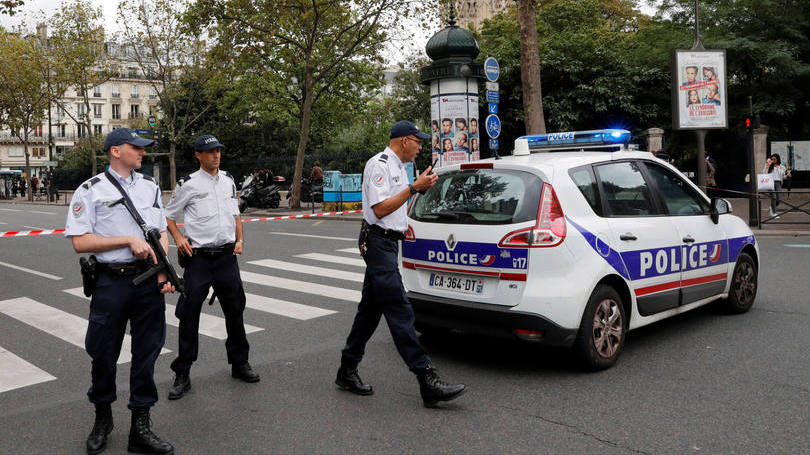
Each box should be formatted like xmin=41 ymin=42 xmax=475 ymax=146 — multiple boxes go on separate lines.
xmin=238 ymin=172 xmax=284 ymax=212
xmin=287 ymin=177 xmax=323 ymax=203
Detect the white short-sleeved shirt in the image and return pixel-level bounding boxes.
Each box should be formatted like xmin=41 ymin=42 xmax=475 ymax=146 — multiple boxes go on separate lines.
xmin=65 ymin=169 xmax=167 ymax=263
xmin=362 ymin=147 xmax=409 ymax=232
xmin=164 ymin=169 xmax=240 ymax=248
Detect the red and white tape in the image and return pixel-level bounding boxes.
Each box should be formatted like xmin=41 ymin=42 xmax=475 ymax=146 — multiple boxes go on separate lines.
xmin=0 ymin=209 xmax=362 ymax=238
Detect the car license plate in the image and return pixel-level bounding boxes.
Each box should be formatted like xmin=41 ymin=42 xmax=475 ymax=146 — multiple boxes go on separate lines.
xmin=428 ymin=272 xmax=484 ymax=295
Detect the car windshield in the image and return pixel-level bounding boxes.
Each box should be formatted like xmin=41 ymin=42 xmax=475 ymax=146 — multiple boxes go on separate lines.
xmin=409 ymin=169 xmax=542 ymax=225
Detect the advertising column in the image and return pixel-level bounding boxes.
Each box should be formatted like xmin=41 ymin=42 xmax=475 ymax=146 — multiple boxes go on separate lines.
xmin=430 ymin=79 xmax=479 ymax=167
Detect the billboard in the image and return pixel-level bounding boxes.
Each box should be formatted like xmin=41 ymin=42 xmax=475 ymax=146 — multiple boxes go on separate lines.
xmin=672 ymin=50 xmax=727 ymax=130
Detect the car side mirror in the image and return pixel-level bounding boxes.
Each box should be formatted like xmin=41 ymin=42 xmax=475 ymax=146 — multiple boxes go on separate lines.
xmin=710 ymin=197 xmax=731 ymax=224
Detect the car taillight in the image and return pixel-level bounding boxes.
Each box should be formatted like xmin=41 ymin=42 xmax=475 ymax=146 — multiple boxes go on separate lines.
xmin=498 ymin=183 xmax=566 ymax=248
xmin=405 ymin=224 xmax=415 ymax=241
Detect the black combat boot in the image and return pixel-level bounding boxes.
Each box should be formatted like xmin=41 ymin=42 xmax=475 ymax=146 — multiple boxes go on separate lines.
xmin=86 ymin=403 xmax=113 ymax=454
xmin=416 ymin=365 xmax=467 ymax=408
xmin=167 ymin=373 xmax=190 ymax=400
xmin=127 ymin=408 xmax=174 ymax=454
xmin=335 ymin=366 xmax=373 ymax=395
xmin=231 ymin=362 xmax=261 ymax=383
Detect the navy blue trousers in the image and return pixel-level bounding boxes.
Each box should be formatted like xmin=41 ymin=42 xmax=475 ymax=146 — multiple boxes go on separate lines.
xmin=341 ymin=230 xmax=430 ymax=373
xmin=86 ymin=272 xmax=166 ymax=410
xmin=171 ymin=253 xmax=248 ymax=375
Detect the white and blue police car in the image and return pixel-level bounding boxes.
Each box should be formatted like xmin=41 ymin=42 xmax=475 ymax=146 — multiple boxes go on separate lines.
xmin=403 ymin=129 xmax=758 ymax=370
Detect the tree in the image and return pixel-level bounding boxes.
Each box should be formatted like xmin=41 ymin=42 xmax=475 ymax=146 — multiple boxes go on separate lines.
xmin=515 ymin=0 xmax=546 ymax=134
xmin=0 ymin=30 xmax=50 ymax=201
xmin=1 ymin=0 xmax=24 ymax=16
xmin=190 ymin=0 xmax=438 ymax=208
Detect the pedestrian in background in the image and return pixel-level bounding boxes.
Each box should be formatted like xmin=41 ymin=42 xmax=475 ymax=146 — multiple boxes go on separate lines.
xmin=763 ymin=153 xmax=786 ymax=217
xmin=336 ymin=120 xmax=467 ymax=408
xmin=65 ymin=128 xmax=175 ymax=454
xmin=311 ymin=161 xmax=324 ymax=183
xmin=165 ymin=134 xmax=258 ymax=401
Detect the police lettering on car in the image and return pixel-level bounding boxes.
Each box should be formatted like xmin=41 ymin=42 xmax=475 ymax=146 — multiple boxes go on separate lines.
xmin=335 ymin=120 xmax=467 ymax=408
xmin=403 ymin=129 xmax=759 ymax=371
xmin=65 ymin=128 xmax=175 ymax=455
xmin=164 ymin=134 xmax=258 ymax=401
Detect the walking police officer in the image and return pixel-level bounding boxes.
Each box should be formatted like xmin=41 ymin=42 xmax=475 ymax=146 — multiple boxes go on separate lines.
xmin=336 ymin=120 xmax=467 ymax=408
xmin=165 ymin=134 xmax=259 ymax=401
xmin=65 ymin=128 xmax=175 ymax=454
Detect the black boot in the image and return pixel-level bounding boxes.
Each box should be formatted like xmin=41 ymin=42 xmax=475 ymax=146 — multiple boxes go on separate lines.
xmin=127 ymin=408 xmax=174 ymax=454
xmin=416 ymin=365 xmax=467 ymax=408
xmin=231 ymin=362 xmax=261 ymax=383
xmin=335 ymin=366 xmax=373 ymax=395
xmin=86 ymin=403 xmax=113 ymax=454
xmin=167 ymin=373 xmax=190 ymax=400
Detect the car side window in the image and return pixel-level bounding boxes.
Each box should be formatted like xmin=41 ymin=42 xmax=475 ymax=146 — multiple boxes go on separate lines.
xmin=594 ymin=161 xmax=656 ymax=216
xmin=643 ymin=162 xmax=709 ymax=216
xmin=569 ymin=166 xmax=602 ymax=216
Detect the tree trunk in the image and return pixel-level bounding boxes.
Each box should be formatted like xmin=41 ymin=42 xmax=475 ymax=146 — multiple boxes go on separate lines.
xmin=516 ymin=0 xmax=546 ymax=135
xmin=290 ymin=71 xmax=316 ymax=210
xmin=24 ymin=135 xmax=31 ymax=202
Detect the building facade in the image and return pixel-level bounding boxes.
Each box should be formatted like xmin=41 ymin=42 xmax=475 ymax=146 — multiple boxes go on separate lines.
xmin=453 ymin=0 xmax=509 ymax=30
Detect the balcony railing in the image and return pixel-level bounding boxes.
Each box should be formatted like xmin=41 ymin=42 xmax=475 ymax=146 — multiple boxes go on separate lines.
xmin=128 ymin=113 xmax=142 ymax=119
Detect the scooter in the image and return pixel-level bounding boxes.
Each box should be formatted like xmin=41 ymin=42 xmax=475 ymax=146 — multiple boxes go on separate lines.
xmin=287 ymin=177 xmax=323 ymax=203
xmin=238 ymin=172 xmax=284 ymax=213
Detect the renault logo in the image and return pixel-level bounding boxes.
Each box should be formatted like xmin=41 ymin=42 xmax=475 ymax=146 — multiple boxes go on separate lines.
xmin=445 ymin=234 xmax=457 ymax=250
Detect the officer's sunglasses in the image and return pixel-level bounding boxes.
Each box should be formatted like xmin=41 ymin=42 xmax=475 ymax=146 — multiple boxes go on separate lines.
xmin=402 ymin=136 xmax=423 ymax=145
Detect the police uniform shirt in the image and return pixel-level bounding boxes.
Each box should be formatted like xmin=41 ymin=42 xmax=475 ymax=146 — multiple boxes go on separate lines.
xmin=164 ymin=169 xmax=240 ymax=248
xmin=65 ymin=168 xmax=167 ymax=263
xmin=362 ymin=147 xmax=409 ymax=232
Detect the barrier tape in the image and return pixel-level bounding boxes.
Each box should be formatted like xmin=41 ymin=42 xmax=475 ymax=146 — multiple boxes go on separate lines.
xmin=0 ymin=209 xmax=362 ymax=238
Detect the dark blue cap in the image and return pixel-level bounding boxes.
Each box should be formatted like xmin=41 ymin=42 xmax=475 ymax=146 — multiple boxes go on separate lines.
xmin=103 ymin=128 xmax=155 ymax=151
xmin=194 ymin=134 xmax=225 ymax=151
xmin=390 ymin=120 xmax=431 ymax=140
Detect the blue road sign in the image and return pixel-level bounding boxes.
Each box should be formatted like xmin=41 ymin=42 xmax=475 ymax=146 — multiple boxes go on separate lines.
xmin=485 ymin=114 xmax=501 ymax=139
xmin=488 ymin=104 xmax=498 ymax=114
xmin=135 ymin=129 xmax=153 ymax=135
xmin=484 ymin=57 xmax=500 ymax=82
xmin=486 ymin=91 xmax=499 ymax=103
xmin=489 ymin=139 xmax=499 ymax=150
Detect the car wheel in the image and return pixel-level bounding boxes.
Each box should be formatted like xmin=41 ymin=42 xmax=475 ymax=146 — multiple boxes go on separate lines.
xmin=724 ymin=252 xmax=757 ymax=314
xmin=575 ymin=284 xmax=626 ymax=371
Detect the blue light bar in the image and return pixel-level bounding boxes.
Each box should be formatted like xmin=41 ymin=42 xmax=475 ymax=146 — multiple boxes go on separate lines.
xmin=520 ymin=129 xmax=631 ymax=149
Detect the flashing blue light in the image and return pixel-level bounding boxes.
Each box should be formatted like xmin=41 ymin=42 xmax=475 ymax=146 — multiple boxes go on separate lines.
xmin=520 ymin=129 xmax=631 ymax=149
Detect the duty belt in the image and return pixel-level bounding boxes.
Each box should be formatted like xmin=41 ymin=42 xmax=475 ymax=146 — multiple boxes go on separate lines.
xmin=97 ymin=260 xmax=151 ymax=276
xmin=193 ymin=243 xmax=235 ymax=257
xmin=365 ymin=222 xmax=405 ymax=242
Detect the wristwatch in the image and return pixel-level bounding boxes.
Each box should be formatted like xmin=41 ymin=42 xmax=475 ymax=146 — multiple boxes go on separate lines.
xmin=408 ymin=184 xmax=417 ymax=195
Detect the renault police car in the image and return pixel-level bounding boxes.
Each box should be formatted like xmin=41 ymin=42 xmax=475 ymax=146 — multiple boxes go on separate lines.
xmin=403 ymin=129 xmax=758 ymax=370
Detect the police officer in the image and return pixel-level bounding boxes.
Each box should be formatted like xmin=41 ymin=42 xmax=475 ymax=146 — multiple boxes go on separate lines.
xmin=165 ymin=134 xmax=259 ymax=401
xmin=65 ymin=128 xmax=175 ymax=454
xmin=336 ymin=120 xmax=467 ymax=408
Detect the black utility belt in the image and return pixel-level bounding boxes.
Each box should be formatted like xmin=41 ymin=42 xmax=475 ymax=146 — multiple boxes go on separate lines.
xmin=367 ymin=223 xmax=405 ymax=242
xmin=97 ymin=260 xmax=151 ymax=276
xmin=193 ymin=243 xmax=235 ymax=257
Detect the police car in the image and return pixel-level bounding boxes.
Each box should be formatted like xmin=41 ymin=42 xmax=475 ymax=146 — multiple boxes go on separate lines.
xmin=403 ymin=129 xmax=758 ymax=370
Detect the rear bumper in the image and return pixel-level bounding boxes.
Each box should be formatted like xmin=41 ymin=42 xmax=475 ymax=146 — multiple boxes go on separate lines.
xmin=408 ymin=291 xmax=578 ymax=347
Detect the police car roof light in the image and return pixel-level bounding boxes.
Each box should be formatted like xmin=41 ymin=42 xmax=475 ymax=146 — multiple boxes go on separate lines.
xmin=513 ymin=129 xmax=632 ymax=155
xmin=498 ymin=183 xmax=566 ymax=248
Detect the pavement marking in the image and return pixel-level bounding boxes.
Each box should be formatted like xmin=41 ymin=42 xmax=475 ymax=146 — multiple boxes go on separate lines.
xmin=29 ymin=210 xmax=56 ymax=215
xmin=313 ymin=220 xmax=324 ymax=226
xmin=784 ymin=244 xmax=810 ymax=248
xmin=244 ymin=293 xmax=336 ymax=320
xmin=295 ymin=252 xmax=366 ymax=268
xmin=268 ymin=232 xmax=355 ymax=241
xmin=0 ymin=222 xmax=7 ymax=225
xmin=0 ymin=261 xmax=62 ymax=280
xmin=248 ymin=259 xmax=364 ymax=282
xmin=0 ymin=297 xmax=170 ymax=364
xmin=240 ymin=270 xmax=360 ymax=302
xmin=0 ymin=345 xmax=57 ymax=393
xmin=335 ymin=248 xmax=359 ymax=255
xmin=23 ymin=225 xmax=47 ymax=230
xmin=63 ymin=288 xmax=262 ymax=340
xmin=0 ymin=208 xmax=22 ymax=212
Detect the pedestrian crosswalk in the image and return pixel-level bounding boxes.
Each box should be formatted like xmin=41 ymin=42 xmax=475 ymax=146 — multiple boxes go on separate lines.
xmin=0 ymin=249 xmax=365 ymax=395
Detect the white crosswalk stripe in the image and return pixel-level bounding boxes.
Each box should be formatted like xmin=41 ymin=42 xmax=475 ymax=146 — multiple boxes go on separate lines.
xmin=240 ymin=270 xmax=361 ymax=302
xmin=248 ymin=259 xmax=364 ymax=282
xmin=0 ymin=345 xmax=56 ymax=393
xmin=294 ymin=253 xmax=365 ymax=268
xmin=335 ymin=248 xmax=360 ymax=255
xmin=63 ymin=288 xmax=263 ymax=340
xmin=0 ymin=297 xmax=170 ymax=364
xmin=245 ymin=293 xmax=336 ymax=320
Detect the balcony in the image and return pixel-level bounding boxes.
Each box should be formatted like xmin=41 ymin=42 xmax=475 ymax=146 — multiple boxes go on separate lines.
xmin=130 ymin=94 xmax=140 ymax=99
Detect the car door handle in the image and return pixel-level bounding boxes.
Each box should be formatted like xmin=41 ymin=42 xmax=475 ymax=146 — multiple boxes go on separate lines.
xmin=619 ymin=233 xmax=637 ymax=241
xmin=683 ymin=236 xmax=695 ymax=243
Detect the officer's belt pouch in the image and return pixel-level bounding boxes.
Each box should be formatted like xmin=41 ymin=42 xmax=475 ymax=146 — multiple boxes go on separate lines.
xmin=178 ymin=250 xmax=190 ymax=268
xmin=79 ymin=255 xmax=98 ymax=297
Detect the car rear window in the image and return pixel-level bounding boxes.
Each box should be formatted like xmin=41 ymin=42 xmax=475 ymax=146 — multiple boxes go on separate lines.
xmin=408 ymin=169 xmax=543 ymax=225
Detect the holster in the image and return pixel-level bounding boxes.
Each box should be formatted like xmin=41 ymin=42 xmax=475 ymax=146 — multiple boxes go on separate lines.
xmin=79 ymin=255 xmax=98 ymax=297
xmin=178 ymin=250 xmax=191 ymax=268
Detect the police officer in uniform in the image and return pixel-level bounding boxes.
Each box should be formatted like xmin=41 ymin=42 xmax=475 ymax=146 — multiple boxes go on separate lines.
xmin=336 ymin=120 xmax=467 ymax=408
xmin=65 ymin=128 xmax=175 ymax=454
xmin=165 ymin=134 xmax=259 ymax=400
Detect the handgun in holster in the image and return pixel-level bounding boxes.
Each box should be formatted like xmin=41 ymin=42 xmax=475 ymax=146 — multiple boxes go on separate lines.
xmin=79 ymin=255 xmax=98 ymax=297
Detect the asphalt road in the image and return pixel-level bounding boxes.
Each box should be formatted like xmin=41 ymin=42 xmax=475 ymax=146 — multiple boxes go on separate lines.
xmin=0 ymin=202 xmax=808 ymax=454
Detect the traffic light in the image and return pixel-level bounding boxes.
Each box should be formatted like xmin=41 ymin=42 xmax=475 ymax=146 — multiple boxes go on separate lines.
xmin=745 ymin=117 xmax=752 ymax=131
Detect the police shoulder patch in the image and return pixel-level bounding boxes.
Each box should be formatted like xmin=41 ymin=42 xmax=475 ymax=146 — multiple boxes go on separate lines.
xmin=72 ymin=201 xmax=85 ymax=218
xmin=378 ymin=153 xmax=388 ymax=163
xmin=142 ymin=174 xmax=155 ymax=183
xmin=371 ymin=167 xmax=386 ymax=187
xmin=176 ymin=174 xmax=193 ymax=187
xmin=81 ymin=176 xmax=101 ymax=190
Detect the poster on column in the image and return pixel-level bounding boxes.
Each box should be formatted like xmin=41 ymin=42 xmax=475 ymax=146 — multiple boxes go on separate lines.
xmin=468 ymin=95 xmax=480 ymax=161
xmin=430 ymin=97 xmax=441 ymax=166
xmin=440 ymin=94 xmax=471 ymax=166
xmin=672 ymin=50 xmax=727 ymax=130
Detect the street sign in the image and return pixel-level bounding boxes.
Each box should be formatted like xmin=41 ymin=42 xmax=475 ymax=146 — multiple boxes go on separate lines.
xmin=485 ymin=114 xmax=501 ymax=139
xmin=43 ymin=161 xmax=59 ymax=167
xmin=489 ymin=139 xmax=499 ymax=150
xmin=147 ymin=116 xmax=156 ymax=127
xmin=486 ymin=91 xmax=499 ymax=104
xmin=485 ymin=81 xmax=499 ymax=92
xmin=484 ymin=57 xmax=500 ymax=82
xmin=135 ymin=129 xmax=153 ymax=135
xmin=488 ymin=104 xmax=498 ymax=114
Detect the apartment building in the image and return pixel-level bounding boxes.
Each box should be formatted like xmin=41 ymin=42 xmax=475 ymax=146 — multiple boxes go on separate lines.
xmin=454 ymin=0 xmax=510 ymax=30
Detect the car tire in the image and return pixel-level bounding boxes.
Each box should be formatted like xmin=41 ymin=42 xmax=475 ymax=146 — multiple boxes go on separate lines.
xmin=575 ymin=284 xmax=626 ymax=371
xmin=723 ymin=252 xmax=757 ymax=314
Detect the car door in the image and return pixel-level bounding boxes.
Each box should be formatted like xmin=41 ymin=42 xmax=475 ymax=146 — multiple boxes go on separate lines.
xmin=641 ymin=161 xmax=728 ymax=305
xmin=593 ymin=160 xmax=683 ymax=316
